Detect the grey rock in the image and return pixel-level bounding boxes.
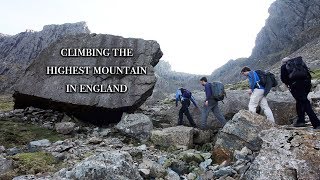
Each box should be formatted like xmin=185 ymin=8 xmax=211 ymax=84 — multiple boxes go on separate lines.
xmin=151 ymin=126 xmax=194 ymax=148
xmin=13 ymin=33 xmax=162 ymax=123
xmin=0 ymin=146 xmax=5 ymax=153
xmin=58 ymin=151 xmax=143 ymax=180
xmin=0 ymin=157 xmax=13 ymax=175
xmin=7 ymin=147 xmax=21 ymax=155
xmin=28 ymin=139 xmax=51 ymax=152
xmin=139 ymin=159 xmax=167 ymax=178
xmin=165 ymin=168 xmax=180 ymax=180
xmin=116 ymin=113 xmax=153 ymax=142
xmin=243 ymin=127 xmax=320 ymax=180
xmin=187 ymin=172 xmax=197 ymax=180
xmin=0 ymin=22 xmax=90 ymax=92
xmin=199 ymin=159 xmax=213 ymax=171
xmin=55 ymin=122 xmax=75 ymax=134
xmin=213 ymin=166 xmax=236 ymax=178
xmin=212 ymin=110 xmax=274 ymax=163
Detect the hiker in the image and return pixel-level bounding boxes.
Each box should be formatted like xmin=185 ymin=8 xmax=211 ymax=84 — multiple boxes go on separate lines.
xmin=200 ymin=77 xmax=227 ymax=129
xmin=240 ymin=67 xmax=275 ymax=122
xmin=175 ymin=88 xmax=198 ymax=127
xmin=281 ymin=56 xmax=320 ymax=129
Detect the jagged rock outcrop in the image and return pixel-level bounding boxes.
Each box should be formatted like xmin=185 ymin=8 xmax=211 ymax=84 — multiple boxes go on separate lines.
xmin=0 ymin=22 xmax=90 ymax=92
xmin=252 ymin=0 xmax=320 ymax=59
xmin=243 ymin=127 xmax=320 ymax=179
xmin=13 ymin=33 xmax=162 ymax=124
xmin=212 ymin=110 xmax=274 ymax=164
xmin=210 ymin=0 xmax=320 ymax=84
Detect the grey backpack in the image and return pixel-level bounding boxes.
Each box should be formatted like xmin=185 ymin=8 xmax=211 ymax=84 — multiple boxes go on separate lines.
xmin=211 ymin=82 xmax=226 ymax=101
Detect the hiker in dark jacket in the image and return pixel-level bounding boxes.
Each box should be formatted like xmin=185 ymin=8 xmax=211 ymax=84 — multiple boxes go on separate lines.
xmin=200 ymin=77 xmax=226 ymax=129
xmin=281 ymin=56 xmax=320 ymax=129
xmin=175 ymin=88 xmax=198 ymax=127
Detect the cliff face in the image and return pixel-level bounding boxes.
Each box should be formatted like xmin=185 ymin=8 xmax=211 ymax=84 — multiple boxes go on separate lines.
xmin=0 ymin=22 xmax=90 ymax=92
xmin=210 ymin=0 xmax=320 ymax=84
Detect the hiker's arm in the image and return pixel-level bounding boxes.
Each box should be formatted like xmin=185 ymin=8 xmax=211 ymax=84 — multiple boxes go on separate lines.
xmin=248 ymin=72 xmax=255 ymax=91
xmin=175 ymin=90 xmax=180 ymax=107
xmin=205 ymin=84 xmax=211 ymax=101
xmin=190 ymin=95 xmax=198 ymax=108
xmin=280 ymin=65 xmax=289 ymax=85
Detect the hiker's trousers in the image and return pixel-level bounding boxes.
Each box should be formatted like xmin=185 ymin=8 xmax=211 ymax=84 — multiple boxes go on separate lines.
xmin=249 ymin=89 xmax=275 ymax=122
xmin=178 ymin=99 xmax=196 ymax=127
xmin=201 ymin=100 xmax=226 ymax=129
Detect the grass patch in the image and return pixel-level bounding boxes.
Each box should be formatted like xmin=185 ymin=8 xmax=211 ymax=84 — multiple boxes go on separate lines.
xmin=0 ymin=94 xmax=14 ymax=112
xmin=0 ymin=120 xmax=66 ymax=148
xmin=1 ymin=152 xmax=63 ymax=180
xmin=311 ymin=69 xmax=320 ymax=80
xmin=225 ymin=80 xmax=249 ymax=90
xmin=11 ymin=152 xmax=56 ymax=174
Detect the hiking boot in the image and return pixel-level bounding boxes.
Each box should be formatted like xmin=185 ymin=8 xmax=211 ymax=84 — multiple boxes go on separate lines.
xmin=293 ymin=122 xmax=307 ymax=127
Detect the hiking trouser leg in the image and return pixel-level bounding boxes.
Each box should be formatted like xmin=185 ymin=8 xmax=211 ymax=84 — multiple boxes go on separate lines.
xmin=201 ymin=105 xmax=210 ymax=129
xmin=304 ymin=99 xmax=320 ymax=128
xmin=178 ymin=106 xmax=184 ymax=125
xmin=248 ymin=89 xmax=263 ymax=113
xmin=211 ymin=103 xmax=227 ymax=126
xmin=290 ymin=87 xmax=306 ymax=124
xmin=260 ymin=96 xmax=275 ymax=123
xmin=184 ymin=107 xmax=196 ymax=127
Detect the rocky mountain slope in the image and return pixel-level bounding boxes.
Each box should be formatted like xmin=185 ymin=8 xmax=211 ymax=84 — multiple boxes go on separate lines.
xmin=210 ymin=0 xmax=320 ymax=84
xmin=0 ymin=22 xmax=90 ymax=92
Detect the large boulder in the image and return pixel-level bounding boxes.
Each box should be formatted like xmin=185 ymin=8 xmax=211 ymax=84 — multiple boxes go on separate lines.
xmin=151 ymin=126 xmax=194 ymax=148
xmin=243 ymin=127 xmax=320 ymax=179
xmin=212 ymin=110 xmax=274 ymax=163
xmin=222 ymin=90 xmax=296 ymax=125
xmin=13 ymin=33 xmax=162 ymax=123
xmin=116 ymin=113 xmax=153 ymax=142
xmin=56 ymin=151 xmax=143 ymax=180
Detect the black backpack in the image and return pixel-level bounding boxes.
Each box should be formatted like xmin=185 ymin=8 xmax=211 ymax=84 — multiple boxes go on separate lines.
xmin=285 ymin=56 xmax=311 ymax=80
xmin=255 ymin=70 xmax=278 ymax=87
xmin=255 ymin=70 xmax=278 ymax=96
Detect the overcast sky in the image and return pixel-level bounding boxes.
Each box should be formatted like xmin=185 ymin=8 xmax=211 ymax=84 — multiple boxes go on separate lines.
xmin=0 ymin=0 xmax=275 ymax=75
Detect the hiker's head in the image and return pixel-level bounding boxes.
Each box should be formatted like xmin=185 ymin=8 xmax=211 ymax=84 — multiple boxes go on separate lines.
xmin=200 ymin=77 xmax=207 ymax=86
xmin=240 ymin=66 xmax=251 ymax=76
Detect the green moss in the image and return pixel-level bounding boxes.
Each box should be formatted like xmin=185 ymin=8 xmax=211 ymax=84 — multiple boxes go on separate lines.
xmin=11 ymin=152 xmax=56 ymax=174
xmin=225 ymin=80 xmax=249 ymax=90
xmin=0 ymin=120 xmax=66 ymax=148
xmin=0 ymin=94 xmax=14 ymax=112
xmin=311 ymin=69 xmax=320 ymax=80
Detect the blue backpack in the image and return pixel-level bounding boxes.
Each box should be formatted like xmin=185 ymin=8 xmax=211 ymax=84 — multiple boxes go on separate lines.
xmin=181 ymin=88 xmax=192 ymax=99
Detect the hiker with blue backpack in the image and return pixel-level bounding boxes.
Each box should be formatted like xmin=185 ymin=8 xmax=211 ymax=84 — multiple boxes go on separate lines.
xmin=200 ymin=77 xmax=227 ymax=129
xmin=240 ymin=67 xmax=275 ymax=123
xmin=281 ymin=56 xmax=320 ymax=129
xmin=175 ymin=88 xmax=199 ymax=127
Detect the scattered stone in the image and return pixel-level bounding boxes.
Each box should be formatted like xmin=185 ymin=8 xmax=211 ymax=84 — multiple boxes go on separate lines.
xmin=116 ymin=113 xmax=153 ymax=142
xmin=165 ymin=168 xmax=180 ymax=180
xmin=88 ymin=137 xmax=103 ymax=144
xmin=28 ymin=139 xmax=51 ymax=152
xmin=193 ymin=129 xmax=212 ymax=144
xmin=213 ymin=166 xmax=236 ymax=178
xmin=12 ymin=175 xmax=36 ymax=180
xmin=151 ymin=126 xmax=194 ymax=148
xmin=139 ymin=169 xmax=150 ymax=178
xmin=0 ymin=146 xmax=5 ymax=153
xmin=187 ymin=172 xmax=197 ymax=180
xmin=199 ymin=159 xmax=212 ymax=171
xmin=57 ymin=151 xmax=142 ymax=179
xmin=7 ymin=147 xmax=21 ymax=156
xmin=0 ymin=157 xmax=13 ymax=175
xmin=139 ymin=159 xmax=167 ymax=178
xmin=55 ymin=122 xmax=75 ymax=134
